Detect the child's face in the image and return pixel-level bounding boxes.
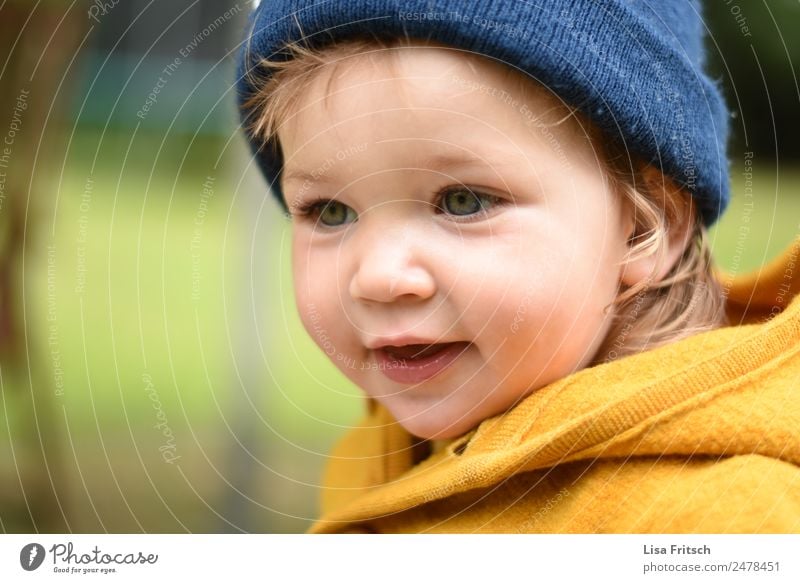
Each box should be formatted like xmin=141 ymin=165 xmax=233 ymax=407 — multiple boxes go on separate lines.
xmin=279 ymin=44 xmax=634 ymax=439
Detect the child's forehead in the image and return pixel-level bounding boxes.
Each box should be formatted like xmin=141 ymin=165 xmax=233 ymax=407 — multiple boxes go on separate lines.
xmin=280 ymin=44 xmax=569 ymax=147
xmin=312 ymin=46 xmax=501 ymax=107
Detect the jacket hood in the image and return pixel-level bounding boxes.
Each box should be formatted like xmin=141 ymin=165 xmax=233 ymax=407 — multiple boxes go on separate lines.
xmin=310 ymin=237 xmax=800 ymax=532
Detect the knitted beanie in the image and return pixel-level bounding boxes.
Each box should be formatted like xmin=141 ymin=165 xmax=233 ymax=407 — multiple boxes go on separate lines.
xmin=236 ymin=0 xmax=730 ymax=226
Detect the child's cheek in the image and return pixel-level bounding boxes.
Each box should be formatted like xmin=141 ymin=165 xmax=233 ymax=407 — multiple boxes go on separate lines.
xmin=293 ymin=262 xmax=368 ymax=375
xmin=292 ymin=255 xmax=337 ymax=356
xmin=467 ymin=243 xmax=559 ymax=337
xmin=295 ymin=297 xmax=364 ymax=380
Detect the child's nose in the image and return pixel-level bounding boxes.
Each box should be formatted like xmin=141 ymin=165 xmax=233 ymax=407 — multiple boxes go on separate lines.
xmin=348 ymin=221 xmax=437 ymax=304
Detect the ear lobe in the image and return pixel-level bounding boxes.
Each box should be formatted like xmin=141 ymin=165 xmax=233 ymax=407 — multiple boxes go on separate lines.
xmin=619 ymin=167 xmax=697 ymax=288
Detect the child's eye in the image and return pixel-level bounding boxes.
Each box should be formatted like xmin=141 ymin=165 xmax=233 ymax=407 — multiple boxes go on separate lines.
xmin=294 ymin=198 xmax=357 ymax=228
xmin=436 ymin=185 xmax=502 ymax=221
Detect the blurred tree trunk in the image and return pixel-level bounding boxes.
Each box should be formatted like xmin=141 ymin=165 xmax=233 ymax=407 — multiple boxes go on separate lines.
xmin=0 ymin=0 xmax=87 ymax=532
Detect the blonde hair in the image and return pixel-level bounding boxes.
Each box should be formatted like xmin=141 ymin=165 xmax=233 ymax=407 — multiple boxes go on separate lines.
xmin=241 ymin=35 xmax=727 ymax=363
xmin=591 ymin=143 xmax=728 ymax=364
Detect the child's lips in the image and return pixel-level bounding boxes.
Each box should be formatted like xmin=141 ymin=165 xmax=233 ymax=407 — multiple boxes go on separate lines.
xmin=374 ymin=341 xmax=472 ymax=384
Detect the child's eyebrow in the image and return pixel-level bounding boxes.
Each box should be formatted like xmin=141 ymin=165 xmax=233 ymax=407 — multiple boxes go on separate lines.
xmin=423 ymin=151 xmax=514 ymax=174
xmin=282 ymin=168 xmax=334 ymax=186
xmin=282 ymin=149 xmax=517 ymax=186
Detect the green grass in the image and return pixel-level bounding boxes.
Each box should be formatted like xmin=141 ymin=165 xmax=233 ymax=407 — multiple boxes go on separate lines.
xmin=709 ymin=165 xmax=800 ymax=272
xmin=2 ymin=130 xmax=361 ymax=533
xmin=2 ymin=129 xmax=799 ymax=532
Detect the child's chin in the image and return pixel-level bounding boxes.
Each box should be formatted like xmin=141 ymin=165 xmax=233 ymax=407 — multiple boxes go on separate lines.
xmin=397 ymin=413 xmax=477 ymax=441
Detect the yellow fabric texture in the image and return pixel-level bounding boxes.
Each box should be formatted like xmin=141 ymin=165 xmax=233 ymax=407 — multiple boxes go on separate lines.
xmin=309 ymin=238 xmax=800 ymax=533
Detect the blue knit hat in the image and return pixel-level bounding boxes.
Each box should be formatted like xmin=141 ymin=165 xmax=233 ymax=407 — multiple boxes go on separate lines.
xmin=236 ymin=0 xmax=730 ymax=226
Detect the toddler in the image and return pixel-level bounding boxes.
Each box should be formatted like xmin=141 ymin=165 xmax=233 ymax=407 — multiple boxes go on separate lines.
xmin=236 ymin=0 xmax=800 ymax=533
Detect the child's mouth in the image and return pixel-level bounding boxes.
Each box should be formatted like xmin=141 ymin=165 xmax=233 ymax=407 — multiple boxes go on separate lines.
xmin=382 ymin=343 xmax=455 ymax=360
xmin=376 ymin=341 xmax=472 ymax=384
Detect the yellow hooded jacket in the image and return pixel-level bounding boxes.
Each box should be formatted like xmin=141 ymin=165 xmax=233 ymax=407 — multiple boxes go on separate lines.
xmin=309 ymin=238 xmax=800 ymax=533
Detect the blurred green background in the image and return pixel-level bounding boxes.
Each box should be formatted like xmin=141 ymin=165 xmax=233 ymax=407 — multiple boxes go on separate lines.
xmin=0 ymin=0 xmax=799 ymax=533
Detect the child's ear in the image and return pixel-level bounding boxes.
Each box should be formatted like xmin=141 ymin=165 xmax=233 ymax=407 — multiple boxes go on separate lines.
xmin=619 ymin=166 xmax=697 ymax=287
